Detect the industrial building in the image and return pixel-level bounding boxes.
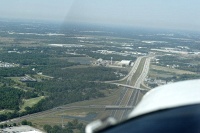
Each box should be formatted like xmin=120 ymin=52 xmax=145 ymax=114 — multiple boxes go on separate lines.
xmin=118 ymin=60 xmax=131 ymax=66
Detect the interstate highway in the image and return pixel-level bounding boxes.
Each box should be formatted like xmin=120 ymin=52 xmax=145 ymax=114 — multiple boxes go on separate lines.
xmin=110 ymin=56 xmax=151 ymax=120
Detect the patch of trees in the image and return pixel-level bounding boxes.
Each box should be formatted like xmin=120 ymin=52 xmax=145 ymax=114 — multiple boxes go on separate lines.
xmin=0 ymin=46 xmax=119 ymax=121
xmin=21 ymin=119 xmax=32 ymax=126
xmin=76 ymin=49 xmax=136 ymax=61
xmin=180 ymin=65 xmax=200 ymax=73
xmin=0 ymin=77 xmax=15 ymax=87
xmin=0 ymin=52 xmax=49 ymax=65
xmin=156 ymin=74 xmax=200 ymax=83
xmin=42 ymin=67 xmax=121 ymax=81
xmin=0 ymin=87 xmax=38 ymax=110
xmin=165 ymin=74 xmax=200 ymax=82
xmin=156 ymin=55 xmax=188 ymax=67
xmin=43 ymin=119 xmax=85 ymax=133
xmin=0 ymin=52 xmax=79 ymax=67
xmin=25 ymin=80 xmax=116 ymax=113
xmin=148 ymin=83 xmax=158 ymax=88
xmin=0 ymin=67 xmax=35 ymax=77
xmin=156 ymin=55 xmax=200 ymax=73
xmin=0 ymin=87 xmax=24 ymax=110
xmin=0 ymin=120 xmax=32 ymax=129
xmin=0 ymin=111 xmax=19 ymax=121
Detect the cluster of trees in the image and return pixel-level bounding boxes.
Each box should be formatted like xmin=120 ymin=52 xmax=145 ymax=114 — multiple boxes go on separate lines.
xmin=25 ymin=81 xmax=115 ymax=113
xmin=43 ymin=119 xmax=85 ymax=133
xmin=150 ymin=74 xmax=200 ymax=86
xmin=0 ymin=46 xmax=120 ymax=122
xmin=76 ymin=48 xmax=136 ymax=61
xmin=161 ymin=74 xmax=200 ymax=82
xmin=156 ymin=56 xmax=188 ymax=67
xmin=42 ymin=66 xmax=121 ymax=81
xmin=156 ymin=55 xmax=200 ymax=73
xmin=0 ymin=51 xmax=79 ymax=67
xmin=21 ymin=119 xmax=32 ymax=126
xmin=0 ymin=120 xmax=32 ymax=129
xmin=0 ymin=77 xmax=15 ymax=87
xmin=0 ymin=87 xmax=38 ymax=110
xmin=0 ymin=67 xmax=35 ymax=77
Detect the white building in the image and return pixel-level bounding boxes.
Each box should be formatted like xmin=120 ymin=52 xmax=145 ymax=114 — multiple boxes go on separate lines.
xmin=118 ymin=60 xmax=131 ymax=66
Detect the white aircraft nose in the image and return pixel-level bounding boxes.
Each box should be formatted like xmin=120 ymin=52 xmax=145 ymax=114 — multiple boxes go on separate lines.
xmin=129 ymin=79 xmax=200 ymax=118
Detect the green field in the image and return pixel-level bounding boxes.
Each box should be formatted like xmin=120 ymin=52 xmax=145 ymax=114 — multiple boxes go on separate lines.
xmin=151 ymin=65 xmax=195 ymax=75
xmin=0 ymin=109 xmax=14 ymax=114
xmin=28 ymin=88 xmax=122 ymax=127
xmin=20 ymin=96 xmax=45 ymax=112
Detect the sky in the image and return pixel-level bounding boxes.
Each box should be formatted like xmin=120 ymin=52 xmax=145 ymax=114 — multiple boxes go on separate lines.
xmin=0 ymin=0 xmax=200 ymax=31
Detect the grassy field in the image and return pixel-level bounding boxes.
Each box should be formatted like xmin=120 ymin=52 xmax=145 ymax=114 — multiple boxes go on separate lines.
xmin=149 ymin=64 xmax=196 ymax=79
xmin=28 ymin=88 xmax=122 ymax=127
xmin=33 ymin=74 xmax=54 ymax=80
xmin=20 ymin=96 xmax=45 ymax=112
xmin=151 ymin=65 xmax=195 ymax=75
xmin=9 ymin=77 xmax=26 ymax=86
xmin=0 ymin=109 xmax=14 ymax=114
xmin=67 ymin=57 xmax=95 ymax=65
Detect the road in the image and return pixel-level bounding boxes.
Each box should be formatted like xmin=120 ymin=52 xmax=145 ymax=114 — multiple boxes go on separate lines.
xmin=105 ymin=56 xmax=142 ymax=83
xmin=110 ymin=56 xmax=151 ymax=120
xmin=0 ymin=56 xmax=152 ymax=125
xmin=0 ymin=105 xmax=134 ymax=125
xmin=109 ymin=83 xmax=150 ymax=91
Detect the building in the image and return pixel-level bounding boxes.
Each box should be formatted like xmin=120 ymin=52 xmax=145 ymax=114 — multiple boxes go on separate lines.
xmin=118 ymin=60 xmax=131 ymax=66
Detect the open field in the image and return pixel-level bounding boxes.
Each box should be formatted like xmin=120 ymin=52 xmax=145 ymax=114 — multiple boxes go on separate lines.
xmin=149 ymin=64 xmax=196 ymax=79
xmin=0 ymin=37 xmax=15 ymax=43
xmin=67 ymin=57 xmax=94 ymax=65
xmin=151 ymin=65 xmax=195 ymax=75
xmin=20 ymin=96 xmax=45 ymax=112
xmin=9 ymin=77 xmax=26 ymax=86
xmin=0 ymin=109 xmax=13 ymax=114
xmin=27 ymin=88 xmax=122 ymax=127
xmin=34 ymin=74 xmax=54 ymax=80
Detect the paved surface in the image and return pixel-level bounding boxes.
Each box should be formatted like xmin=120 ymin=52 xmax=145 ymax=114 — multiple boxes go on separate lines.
xmin=110 ymin=56 xmax=152 ymax=121
xmin=0 ymin=56 xmax=152 ymax=126
xmin=0 ymin=125 xmax=44 ymax=133
xmin=109 ymin=83 xmax=150 ymax=91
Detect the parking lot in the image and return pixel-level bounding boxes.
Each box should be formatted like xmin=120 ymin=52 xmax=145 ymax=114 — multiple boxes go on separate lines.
xmin=0 ymin=125 xmax=43 ymax=133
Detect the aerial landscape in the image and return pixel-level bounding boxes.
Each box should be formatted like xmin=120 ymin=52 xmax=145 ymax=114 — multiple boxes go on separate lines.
xmin=0 ymin=19 xmax=199 ymax=133
xmin=0 ymin=0 xmax=200 ymax=133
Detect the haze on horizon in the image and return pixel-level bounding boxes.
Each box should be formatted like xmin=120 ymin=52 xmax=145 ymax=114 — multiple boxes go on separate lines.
xmin=1 ymin=0 xmax=200 ymax=31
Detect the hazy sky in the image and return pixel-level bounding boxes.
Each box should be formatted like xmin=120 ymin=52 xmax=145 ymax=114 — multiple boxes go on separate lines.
xmin=1 ymin=0 xmax=200 ymax=31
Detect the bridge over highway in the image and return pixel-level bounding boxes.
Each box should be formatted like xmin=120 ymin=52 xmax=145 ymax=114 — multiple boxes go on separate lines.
xmin=55 ymin=105 xmax=135 ymax=110
xmin=109 ymin=83 xmax=150 ymax=91
xmin=109 ymin=56 xmax=152 ymax=121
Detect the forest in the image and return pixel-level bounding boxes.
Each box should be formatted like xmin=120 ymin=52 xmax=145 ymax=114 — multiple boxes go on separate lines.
xmin=0 ymin=46 xmax=119 ymax=121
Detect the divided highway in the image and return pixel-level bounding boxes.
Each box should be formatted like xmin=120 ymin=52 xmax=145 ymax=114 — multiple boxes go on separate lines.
xmin=110 ymin=56 xmax=151 ymax=120
xmin=0 ymin=56 xmax=152 ymax=125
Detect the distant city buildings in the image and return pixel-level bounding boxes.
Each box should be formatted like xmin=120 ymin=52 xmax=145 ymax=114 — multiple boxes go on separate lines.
xmin=93 ymin=49 xmax=146 ymax=57
xmin=0 ymin=61 xmax=19 ymax=68
xmin=118 ymin=60 xmax=132 ymax=66
xmin=94 ymin=58 xmax=132 ymax=67
xmin=20 ymin=75 xmax=37 ymax=82
xmin=151 ymin=46 xmax=200 ymax=56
